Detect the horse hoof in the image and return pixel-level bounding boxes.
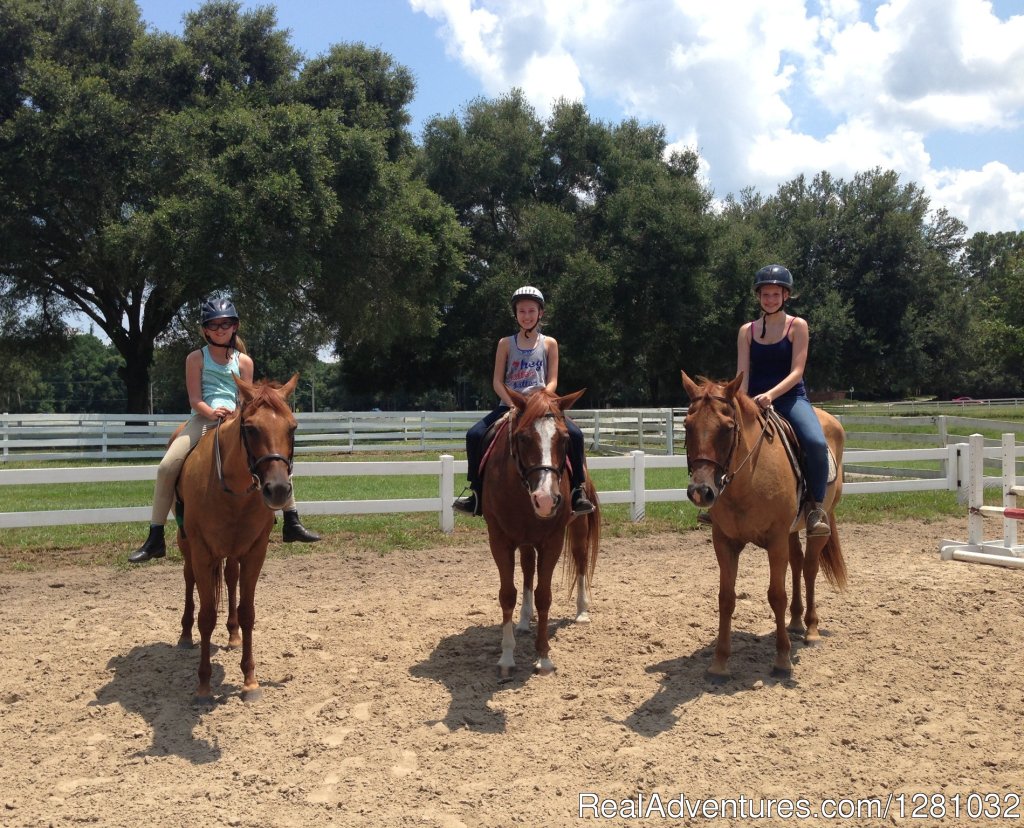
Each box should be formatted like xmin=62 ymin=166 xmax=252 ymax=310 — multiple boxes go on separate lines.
xmin=193 ymin=693 xmax=216 ymax=707
xmin=803 ymin=635 xmax=822 ymax=648
xmin=177 ymin=637 xmax=194 ymax=650
xmin=771 ymin=665 xmax=793 ymax=678
xmin=497 ymin=665 xmax=515 ymax=683
xmin=514 ymin=624 xmax=531 ymax=635
xmin=706 ymin=671 xmax=730 ymax=685
xmin=241 ymin=687 xmax=263 ymax=703
xmin=533 ymin=664 xmax=556 ymax=677
xmin=574 ymin=612 xmax=591 ymax=624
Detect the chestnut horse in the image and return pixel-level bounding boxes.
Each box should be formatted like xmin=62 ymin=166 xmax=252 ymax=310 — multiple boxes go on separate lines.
xmin=681 ymin=372 xmax=847 ymax=679
xmin=176 ymin=374 xmax=299 ymax=701
xmin=482 ymin=387 xmax=600 ymax=678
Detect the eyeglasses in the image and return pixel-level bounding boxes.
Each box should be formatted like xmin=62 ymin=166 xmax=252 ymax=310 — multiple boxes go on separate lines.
xmin=203 ymin=320 xmax=237 ymax=332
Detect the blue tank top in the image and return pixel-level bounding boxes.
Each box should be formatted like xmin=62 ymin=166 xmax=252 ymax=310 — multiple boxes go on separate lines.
xmin=747 ymin=318 xmax=806 ymax=400
xmin=504 ymin=333 xmax=547 ymax=393
xmin=194 ymin=346 xmax=241 ymax=413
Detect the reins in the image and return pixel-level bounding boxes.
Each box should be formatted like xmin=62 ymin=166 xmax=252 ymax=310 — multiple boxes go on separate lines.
xmin=214 ymin=408 xmax=294 ymax=496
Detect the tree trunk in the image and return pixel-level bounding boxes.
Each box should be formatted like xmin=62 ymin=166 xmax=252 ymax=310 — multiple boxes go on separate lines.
xmin=119 ymin=345 xmax=154 ymax=414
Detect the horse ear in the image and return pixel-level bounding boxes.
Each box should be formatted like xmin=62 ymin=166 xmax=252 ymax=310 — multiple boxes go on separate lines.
xmin=233 ymin=373 xmax=257 ymax=402
xmin=557 ymin=388 xmax=586 ymax=412
xmin=507 ymin=388 xmax=528 ymax=412
xmin=725 ymin=372 xmax=744 ymax=401
xmin=681 ymin=371 xmax=701 ymax=401
xmin=280 ymin=373 xmax=300 ymax=399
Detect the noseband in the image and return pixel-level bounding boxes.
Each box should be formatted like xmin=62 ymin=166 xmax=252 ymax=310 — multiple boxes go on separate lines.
xmin=215 ymin=406 xmax=295 ymax=496
xmin=509 ymin=410 xmax=567 ymax=492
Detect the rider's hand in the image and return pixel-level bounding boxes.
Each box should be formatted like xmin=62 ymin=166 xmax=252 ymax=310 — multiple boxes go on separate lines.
xmin=754 ymin=394 xmax=772 ymax=410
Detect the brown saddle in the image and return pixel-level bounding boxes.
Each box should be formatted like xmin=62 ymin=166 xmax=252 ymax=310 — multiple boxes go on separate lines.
xmin=762 ymin=408 xmax=837 ymax=505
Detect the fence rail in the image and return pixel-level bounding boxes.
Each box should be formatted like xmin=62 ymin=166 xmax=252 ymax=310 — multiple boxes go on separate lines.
xmin=4 ymin=409 xmax=1024 ymax=464
xmin=5 ymin=441 xmax=1023 ymax=533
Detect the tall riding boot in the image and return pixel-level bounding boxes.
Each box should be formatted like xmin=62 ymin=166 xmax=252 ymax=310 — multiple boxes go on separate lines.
xmin=282 ymin=510 xmax=321 ymax=543
xmin=128 ymin=524 xmax=166 ymax=563
xmin=453 ymin=484 xmax=483 ymax=516
xmin=571 ymin=486 xmax=595 ymax=515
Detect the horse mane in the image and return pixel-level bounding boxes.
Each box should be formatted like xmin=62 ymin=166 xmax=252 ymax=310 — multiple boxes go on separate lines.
xmin=515 ymin=389 xmax=564 ymax=430
xmin=694 ymin=375 xmax=760 ymax=419
xmin=244 ymin=378 xmax=293 ymax=416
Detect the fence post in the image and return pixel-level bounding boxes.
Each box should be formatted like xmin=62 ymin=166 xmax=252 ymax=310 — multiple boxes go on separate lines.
xmin=637 ymin=412 xmax=644 ymax=451
xmin=420 ymin=412 xmax=427 ymax=450
xmin=630 ymin=450 xmax=646 ymax=522
xmin=936 ymin=415 xmax=948 ymax=446
xmin=1002 ymin=433 xmax=1017 ymax=549
xmin=946 ymin=442 xmax=962 ymax=496
xmin=665 ymin=408 xmax=674 ymax=455
xmin=1 ymin=413 xmax=7 ymax=462
xmin=348 ymin=416 xmax=354 ymax=453
xmin=967 ymin=434 xmax=984 ymax=546
xmin=592 ymin=411 xmax=601 ymax=452
xmin=440 ymin=454 xmax=455 ymax=533
xmin=101 ymin=419 xmax=109 ymax=461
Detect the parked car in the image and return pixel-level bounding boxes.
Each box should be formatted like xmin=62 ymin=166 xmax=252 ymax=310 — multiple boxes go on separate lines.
xmin=952 ymin=396 xmax=982 ymax=404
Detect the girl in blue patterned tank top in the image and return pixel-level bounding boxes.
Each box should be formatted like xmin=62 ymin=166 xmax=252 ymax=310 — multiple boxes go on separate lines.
xmin=735 ymin=265 xmax=831 ymax=538
xmin=128 ymin=297 xmax=319 ymax=563
xmin=453 ymin=286 xmax=594 ymax=517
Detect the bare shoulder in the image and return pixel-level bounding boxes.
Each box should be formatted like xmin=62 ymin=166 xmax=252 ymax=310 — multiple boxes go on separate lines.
xmin=238 ymin=353 xmax=255 ymax=370
xmin=186 ymin=348 xmax=204 ymax=365
xmin=790 ymin=316 xmax=809 ymax=334
xmin=544 ymin=333 xmax=559 ymax=350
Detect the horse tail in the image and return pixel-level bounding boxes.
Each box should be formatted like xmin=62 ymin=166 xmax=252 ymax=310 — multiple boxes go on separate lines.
xmin=819 ymin=512 xmax=848 ymax=591
xmin=562 ymin=484 xmax=600 ymax=597
xmin=215 ymin=559 xmax=225 ymax=612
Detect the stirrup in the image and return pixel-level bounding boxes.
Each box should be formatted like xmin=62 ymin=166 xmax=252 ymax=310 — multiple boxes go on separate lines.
xmin=453 ymin=490 xmax=480 ymax=516
xmin=571 ymin=488 xmax=594 ymax=515
xmin=806 ymin=507 xmax=831 ymax=537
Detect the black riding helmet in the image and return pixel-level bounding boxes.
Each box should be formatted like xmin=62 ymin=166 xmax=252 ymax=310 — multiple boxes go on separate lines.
xmin=753 ymin=264 xmax=794 ymax=293
xmin=201 ymin=297 xmax=239 ymax=324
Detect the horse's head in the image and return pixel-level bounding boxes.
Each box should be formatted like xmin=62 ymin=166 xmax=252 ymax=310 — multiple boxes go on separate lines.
xmin=682 ymin=371 xmax=747 ymax=508
xmin=506 ymin=387 xmax=585 ymax=519
xmin=233 ymin=373 xmax=300 ymax=511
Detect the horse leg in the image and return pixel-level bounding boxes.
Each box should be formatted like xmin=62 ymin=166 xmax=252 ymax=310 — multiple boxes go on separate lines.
xmin=178 ymin=533 xmax=195 ymax=648
xmin=532 ymin=545 xmax=561 ymax=676
xmin=224 ymin=557 xmax=242 ymax=649
xmin=569 ymin=515 xmax=591 ymax=623
xmin=193 ymin=558 xmax=219 ymax=701
xmin=516 ymin=546 xmax=536 ymax=633
xmin=787 ymin=532 xmax=806 ymax=636
xmin=767 ymin=540 xmax=794 ymax=676
xmin=802 ymin=534 xmax=826 ymax=645
xmin=237 ymin=549 xmax=267 ymax=702
xmin=489 ymin=537 xmax=518 ymax=678
xmin=709 ymin=536 xmax=741 ymax=680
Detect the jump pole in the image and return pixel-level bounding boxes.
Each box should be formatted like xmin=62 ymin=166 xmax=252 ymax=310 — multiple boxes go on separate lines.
xmin=939 ymin=433 xmax=1024 ymax=569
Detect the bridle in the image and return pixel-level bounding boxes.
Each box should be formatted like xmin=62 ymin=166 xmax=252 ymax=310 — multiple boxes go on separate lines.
xmin=214 ymin=404 xmax=294 ymax=496
xmin=508 ymin=409 xmax=567 ymax=492
xmin=685 ymin=392 xmax=775 ymax=494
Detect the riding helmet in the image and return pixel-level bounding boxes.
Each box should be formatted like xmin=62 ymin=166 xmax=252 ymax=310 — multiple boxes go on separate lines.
xmin=201 ymin=296 xmax=239 ymax=324
xmin=511 ymin=285 xmax=545 ymax=309
xmin=753 ymin=265 xmax=793 ymax=293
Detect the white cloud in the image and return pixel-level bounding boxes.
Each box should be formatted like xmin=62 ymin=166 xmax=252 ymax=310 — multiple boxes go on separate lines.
xmin=412 ymin=0 xmax=1024 ymax=234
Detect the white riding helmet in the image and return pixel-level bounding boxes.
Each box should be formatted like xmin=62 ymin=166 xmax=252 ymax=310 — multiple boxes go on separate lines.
xmin=511 ymin=285 xmax=545 ymax=309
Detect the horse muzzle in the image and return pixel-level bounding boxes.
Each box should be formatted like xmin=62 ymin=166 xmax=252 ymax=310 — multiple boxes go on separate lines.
xmin=261 ymin=477 xmax=293 ymax=511
xmin=687 ymin=482 xmax=717 ymax=508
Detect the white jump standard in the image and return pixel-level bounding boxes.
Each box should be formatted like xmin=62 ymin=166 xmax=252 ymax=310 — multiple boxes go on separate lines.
xmin=940 ymin=433 xmax=1024 ymax=569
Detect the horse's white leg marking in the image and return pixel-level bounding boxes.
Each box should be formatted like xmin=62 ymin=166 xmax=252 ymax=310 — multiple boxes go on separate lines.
xmin=575 ymin=574 xmax=591 ymax=623
xmin=534 ymin=655 xmax=556 ymax=674
xmin=517 ymin=587 xmax=535 ymax=631
xmin=498 ymin=621 xmax=516 ymax=669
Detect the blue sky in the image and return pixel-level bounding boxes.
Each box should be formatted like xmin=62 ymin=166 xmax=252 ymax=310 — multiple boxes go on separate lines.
xmin=136 ymin=0 xmax=1024 ymax=236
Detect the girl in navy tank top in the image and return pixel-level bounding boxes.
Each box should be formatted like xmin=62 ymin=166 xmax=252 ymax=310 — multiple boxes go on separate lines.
xmin=735 ymin=265 xmax=831 ymax=538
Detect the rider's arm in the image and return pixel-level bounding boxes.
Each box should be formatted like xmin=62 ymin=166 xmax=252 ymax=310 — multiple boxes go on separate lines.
xmin=185 ymin=350 xmax=219 ymax=418
xmin=238 ymin=353 xmax=254 ymax=383
xmin=492 ymin=338 xmax=514 ymax=407
xmin=736 ymin=324 xmax=751 ymax=394
xmin=544 ymin=335 xmax=559 ymax=394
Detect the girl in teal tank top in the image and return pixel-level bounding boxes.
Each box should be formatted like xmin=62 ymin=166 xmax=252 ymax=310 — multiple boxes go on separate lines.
xmin=128 ymin=297 xmax=320 ymax=563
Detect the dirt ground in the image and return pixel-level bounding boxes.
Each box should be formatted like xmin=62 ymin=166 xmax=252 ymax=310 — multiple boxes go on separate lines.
xmin=1 ymin=517 xmax=1023 ymax=828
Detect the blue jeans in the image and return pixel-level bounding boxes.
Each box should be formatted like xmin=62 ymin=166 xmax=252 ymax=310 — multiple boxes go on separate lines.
xmin=773 ymin=395 xmax=829 ymax=503
xmin=466 ymin=405 xmax=586 ymax=490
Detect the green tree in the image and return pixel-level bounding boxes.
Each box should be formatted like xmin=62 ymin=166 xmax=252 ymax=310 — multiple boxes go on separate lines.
xmin=0 ymin=0 xmax=464 ymax=412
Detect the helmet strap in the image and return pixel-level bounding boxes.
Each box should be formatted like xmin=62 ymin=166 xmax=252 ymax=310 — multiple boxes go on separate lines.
xmin=759 ymin=307 xmax=784 ymax=339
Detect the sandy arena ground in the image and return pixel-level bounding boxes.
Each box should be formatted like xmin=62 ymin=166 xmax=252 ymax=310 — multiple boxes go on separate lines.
xmin=1 ymin=517 xmax=1022 ymax=827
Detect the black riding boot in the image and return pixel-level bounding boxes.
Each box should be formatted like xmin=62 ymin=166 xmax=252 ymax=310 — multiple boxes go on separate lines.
xmin=571 ymin=486 xmax=595 ymax=515
xmin=282 ymin=510 xmax=320 ymax=543
xmin=128 ymin=524 xmax=166 ymax=563
xmin=453 ymin=485 xmax=483 ymax=516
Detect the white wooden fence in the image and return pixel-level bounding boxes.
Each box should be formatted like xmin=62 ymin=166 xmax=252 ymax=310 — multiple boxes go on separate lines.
xmin=6 ymin=443 xmax=1021 ymax=533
